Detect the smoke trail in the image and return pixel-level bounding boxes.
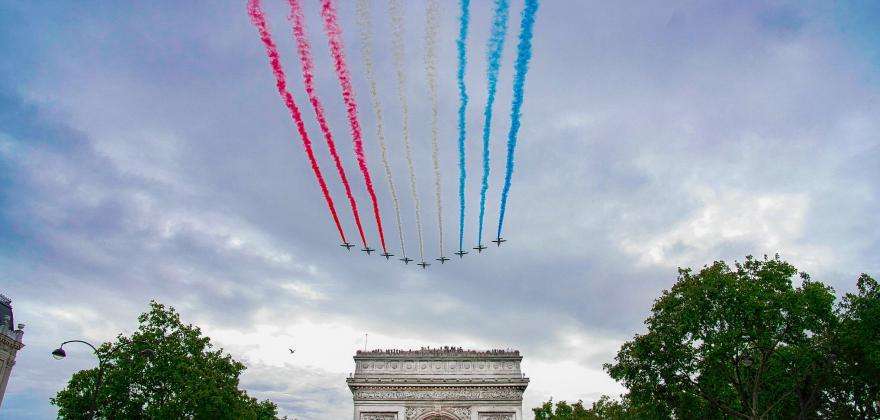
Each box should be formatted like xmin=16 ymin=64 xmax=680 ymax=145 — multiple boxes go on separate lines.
xmin=389 ymin=0 xmax=425 ymax=262
xmin=287 ymin=0 xmax=368 ymax=249
xmin=496 ymin=0 xmax=539 ymax=239
xmin=476 ymin=0 xmax=510 ymax=245
xmin=425 ymin=0 xmax=444 ymax=258
xmin=319 ymin=0 xmax=388 ymax=253
xmin=355 ymin=0 xmax=407 ymax=258
xmin=455 ymin=0 xmax=470 ymax=253
xmin=247 ymin=0 xmax=348 ymax=245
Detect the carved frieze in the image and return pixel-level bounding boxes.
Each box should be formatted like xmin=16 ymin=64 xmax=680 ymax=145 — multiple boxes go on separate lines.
xmin=0 ymin=333 xmax=24 ymax=350
xmin=353 ymin=386 xmax=523 ymax=401
xmin=357 ymin=359 xmax=521 ymax=375
xmin=361 ymin=414 xmax=396 ymax=420
xmin=479 ymin=414 xmax=514 ymax=420
xmin=405 ymin=406 xmax=470 ymax=420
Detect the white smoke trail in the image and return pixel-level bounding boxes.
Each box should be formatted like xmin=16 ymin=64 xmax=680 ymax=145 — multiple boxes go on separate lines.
xmin=425 ymin=0 xmax=444 ymax=258
xmin=356 ymin=0 xmax=407 ymax=259
xmin=389 ymin=0 xmax=425 ymax=262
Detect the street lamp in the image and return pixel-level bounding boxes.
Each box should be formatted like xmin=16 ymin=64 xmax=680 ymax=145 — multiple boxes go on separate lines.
xmin=52 ymin=339 xmax=155 ymax=419
xmin=51 ymin=340 xmax=103 ymax=419
xmin=51 ymin=347 xmax=66 ymax=359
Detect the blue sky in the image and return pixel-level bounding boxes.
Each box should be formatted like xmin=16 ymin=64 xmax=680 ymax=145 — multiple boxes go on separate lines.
xmin=1 ymin=1 xmax=879 ymax=418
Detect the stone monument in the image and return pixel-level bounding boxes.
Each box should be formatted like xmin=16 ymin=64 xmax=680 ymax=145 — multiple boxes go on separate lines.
xmin=347 ymin=347 xmax=529 ymax=420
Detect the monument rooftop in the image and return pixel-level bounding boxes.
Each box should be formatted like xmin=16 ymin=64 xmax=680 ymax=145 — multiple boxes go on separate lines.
xmin=355 ymin=347 xmax=522 ymax=358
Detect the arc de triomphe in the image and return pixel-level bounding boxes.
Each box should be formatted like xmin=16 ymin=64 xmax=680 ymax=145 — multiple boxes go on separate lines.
xmin=347 ymin=347 xmax=529 ymax=420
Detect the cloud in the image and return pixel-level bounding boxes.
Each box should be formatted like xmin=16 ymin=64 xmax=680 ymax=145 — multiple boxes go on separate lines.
xmin=618 ymin=187 xmax=825 ymax=268
xmin=2 ymin=1 xmax=879 ymax=419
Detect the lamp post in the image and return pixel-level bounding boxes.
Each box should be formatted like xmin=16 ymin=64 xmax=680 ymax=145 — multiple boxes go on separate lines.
xmin=52 ymin=339 xmax=155 ymax=419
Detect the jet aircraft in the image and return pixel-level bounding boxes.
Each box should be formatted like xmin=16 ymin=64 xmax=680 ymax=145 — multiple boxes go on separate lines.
xmin=400 ymin=257 xmax=413 ymax=264
xmin=417 ymin=261 xmax=431 ymax=269
xmin=436 ymin=256 xmax=450 ymax=264
xmin=362 ymin=247 xmax=375 ymax=255
xmin=473 ymin=243 xmax=487 ymax=253
xmin=341 ymin=242 xmax=355 ymax=251
xmin=454 ymin=250 xmax=468 ymax=258
xmin=491 ymin=237 xmax=506 ymax=246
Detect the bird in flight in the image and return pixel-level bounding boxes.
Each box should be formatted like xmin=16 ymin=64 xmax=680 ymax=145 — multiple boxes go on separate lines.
xmin=289 ymin=348 xmax=296 ymax=355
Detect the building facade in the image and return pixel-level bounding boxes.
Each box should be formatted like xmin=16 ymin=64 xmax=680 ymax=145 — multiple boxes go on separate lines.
xmin=347 ymin=347 xmax=529 ymax=420
xmin=0 ymin=294 xmax=24 ymax=408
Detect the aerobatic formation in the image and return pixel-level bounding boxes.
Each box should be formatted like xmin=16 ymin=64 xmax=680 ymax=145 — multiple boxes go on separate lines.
xmin=247 ymin=0 xmax=540 ymax=269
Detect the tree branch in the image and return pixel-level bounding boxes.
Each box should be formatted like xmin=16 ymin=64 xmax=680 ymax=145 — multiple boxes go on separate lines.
xmin=760 ymin=388 xmax=794 ymax=418
xmin=731 ymin=355 xmax=752 ymax=413
xmin=681 ymin=375 xmax=750 ymax=420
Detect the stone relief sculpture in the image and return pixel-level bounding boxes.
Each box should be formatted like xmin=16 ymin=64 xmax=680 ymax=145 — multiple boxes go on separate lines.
xmin=405 ymin=406 xmax=470 ymax=420
xmin=478 ymin=414 xmax=514 ymax=420
xmin=354 ymin=386 xmax=524 ymax=401
xmin=361 ymin=414 xmax=397 ymax=420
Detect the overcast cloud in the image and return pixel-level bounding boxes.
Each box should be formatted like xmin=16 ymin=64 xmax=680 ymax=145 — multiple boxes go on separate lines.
xmin=1 ymin=1 xmax=879 ymax=418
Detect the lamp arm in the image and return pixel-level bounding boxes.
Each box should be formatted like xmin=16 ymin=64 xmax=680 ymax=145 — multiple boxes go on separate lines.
xmin=59 ymin=340 xmax=102 ymax=361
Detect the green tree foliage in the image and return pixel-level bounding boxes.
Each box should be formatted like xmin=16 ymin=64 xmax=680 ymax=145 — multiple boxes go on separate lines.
xmin=572 ymin=255 xmax=880 ymax=419
xmin=822 ymin=274 xmax=880 ymax=418
xmin=532 ymin=396 xmax=637 ymax=419
xmin=536 ymin=256 xmax=879 ymax=419
xmin=604 ymin=255 xmax=839 ymax=418
xmin=533 ymin=399 xmax=591 ymax=419
xmin=51 ymin=301 xmax=281 ymax=420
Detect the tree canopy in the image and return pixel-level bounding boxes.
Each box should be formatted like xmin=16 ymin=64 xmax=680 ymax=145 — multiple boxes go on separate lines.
xmin=533 ymin=396 xmax=635 ymax=419
xmin=51 ymin=301 xmax=280 ymax=420
xmin=825 ymin=274 xmax=880 ymax=418
xmin=535 ymin=255 xmax=879 ymax=419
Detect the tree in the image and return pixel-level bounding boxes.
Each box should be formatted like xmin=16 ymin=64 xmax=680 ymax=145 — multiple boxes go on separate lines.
xmin=536 ymin=256 xmax=878 ymax=419
xmin=533 ymin=399 xmax=591 ymax=419
xmin=533 ymin=396 xmax=639 ymax=419
xmin=604 ymin=255 xmax=839 ymax=419
xmin=822 ymin=274 xmax=880 ymax=418
xmin=51 ymin=301 xmax=281 ymax=420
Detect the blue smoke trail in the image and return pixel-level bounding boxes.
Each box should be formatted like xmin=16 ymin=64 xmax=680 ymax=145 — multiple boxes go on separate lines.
xmin=476 ymin=0 xmax=509 ymax=246
xmin=496 ymin=0 xmax=539 ymax=240
xmin=456 ymin=0 xmax=470 ymax=252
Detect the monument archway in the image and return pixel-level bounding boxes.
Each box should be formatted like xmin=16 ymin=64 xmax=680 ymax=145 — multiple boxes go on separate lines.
xmin=348 ymin=347 xmax=529 ymax=420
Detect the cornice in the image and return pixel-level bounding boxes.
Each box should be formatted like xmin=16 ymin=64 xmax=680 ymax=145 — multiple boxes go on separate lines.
xmin=0 ymin=333 xmax=24 ymax=350
xmin=347 ymin=377 xmax=530 ymax=388
xmin=351 ymin=385 xmax=526 ymax=402
xmin=355 ymin=348 xmax=522 ymax=361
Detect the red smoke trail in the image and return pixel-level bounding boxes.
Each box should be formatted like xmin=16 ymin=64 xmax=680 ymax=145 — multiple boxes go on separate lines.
xmin=247 ymin=0 xmax=347 ymax=244
xmin=319 ymin=0 xmax=388 ymax=253
xmin=288 ymin=0 xmax=368 ymax=248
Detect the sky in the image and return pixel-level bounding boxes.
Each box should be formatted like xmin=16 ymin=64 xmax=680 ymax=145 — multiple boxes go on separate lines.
xmin=1 ymin=0 xmax=879 ymax=418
